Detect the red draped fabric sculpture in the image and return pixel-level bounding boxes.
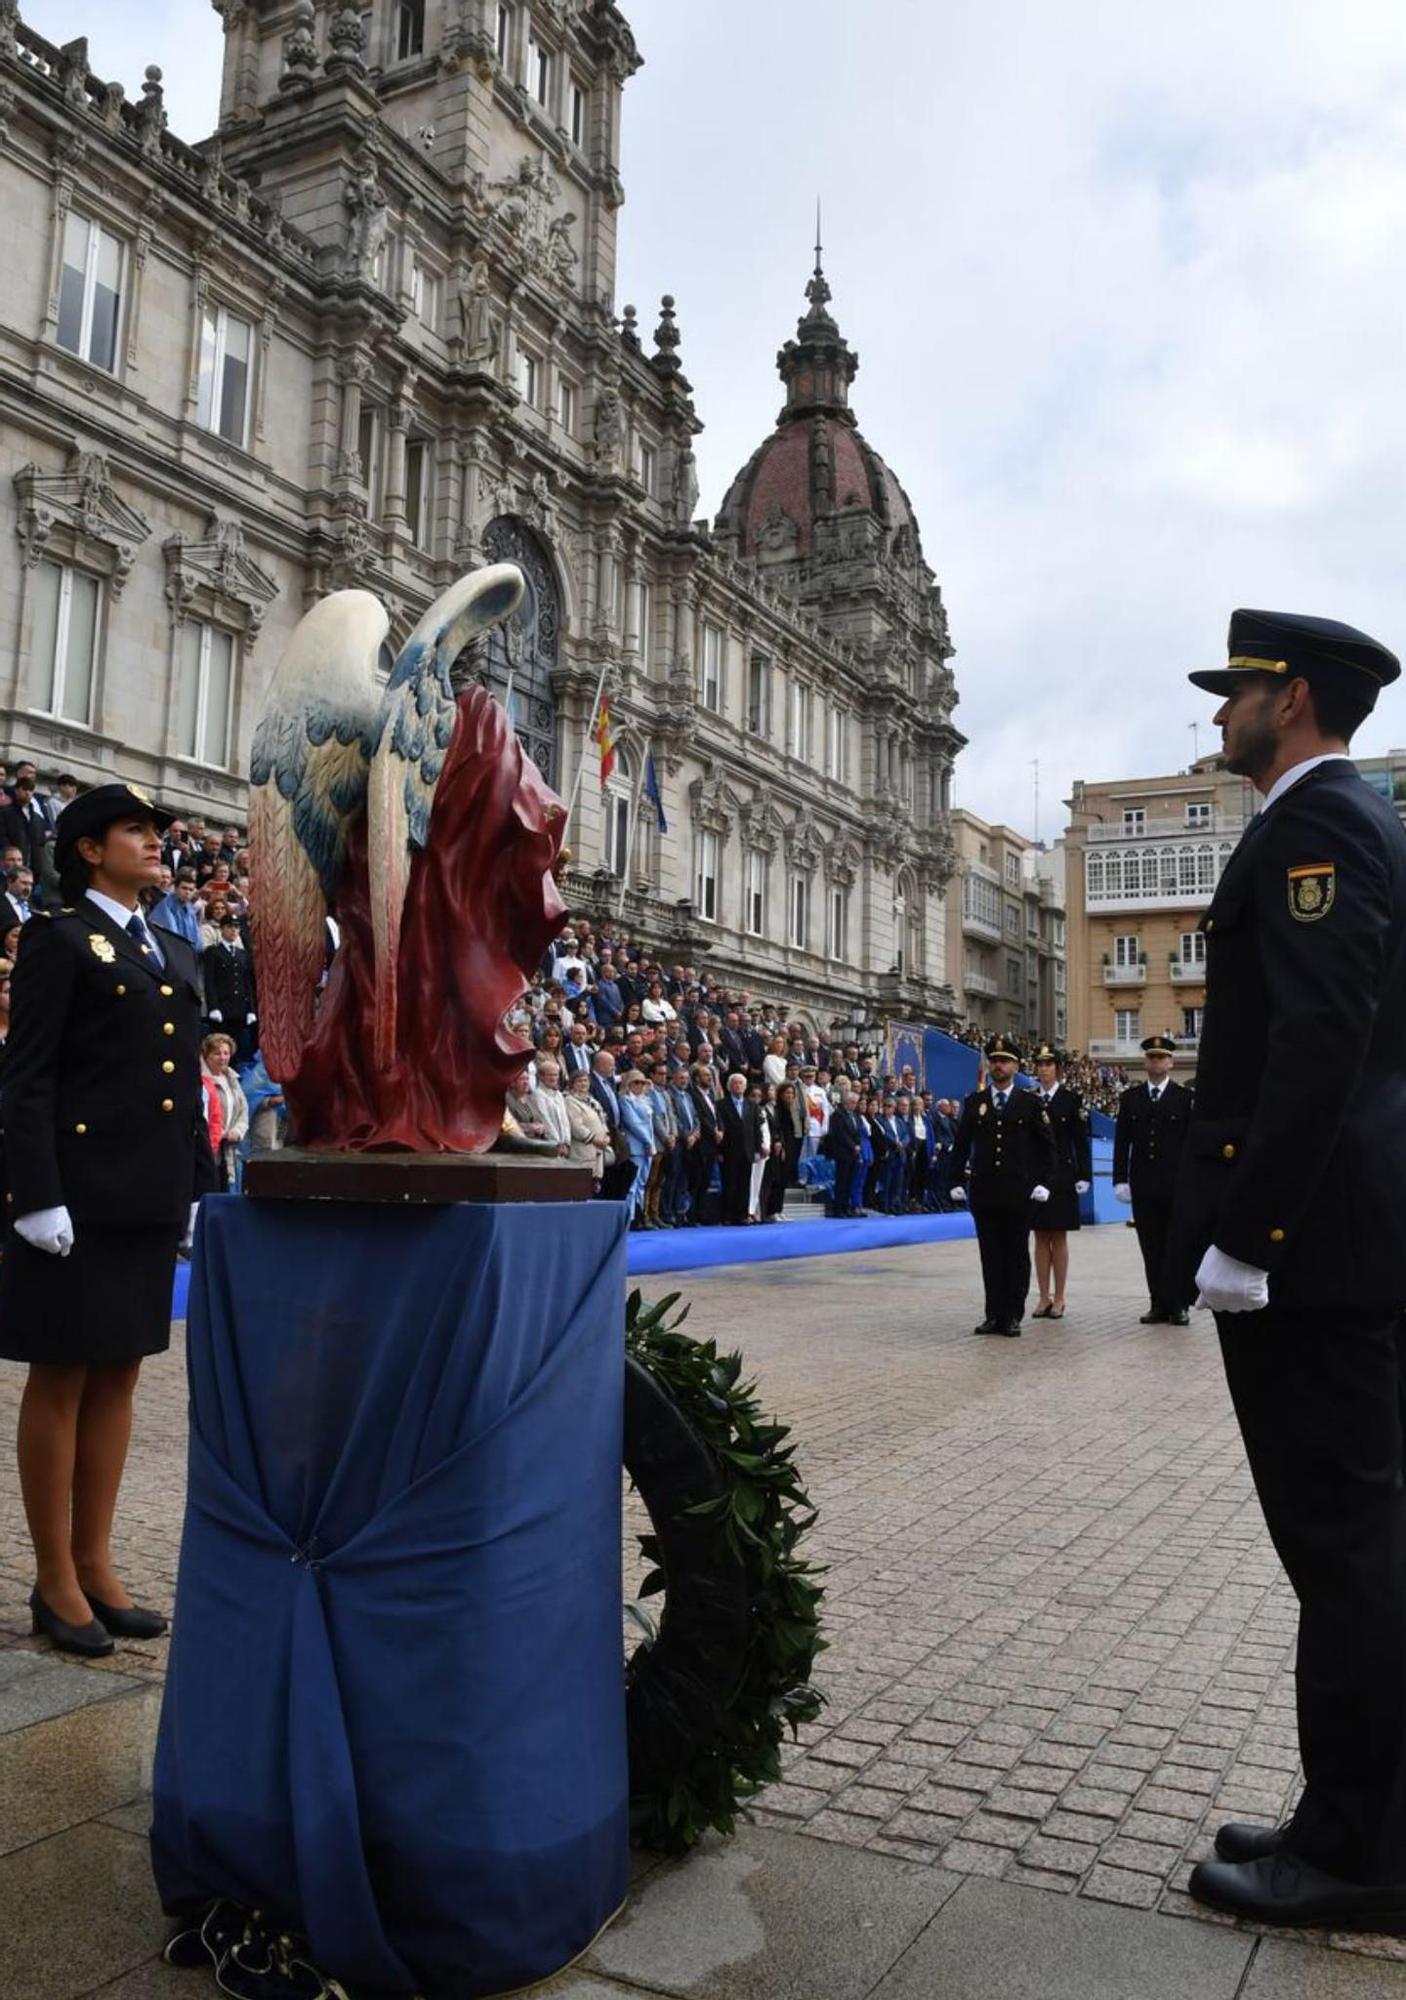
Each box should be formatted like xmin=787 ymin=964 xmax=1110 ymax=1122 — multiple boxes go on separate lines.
xmin=249 ymin=567 xmax=566 ymax=1152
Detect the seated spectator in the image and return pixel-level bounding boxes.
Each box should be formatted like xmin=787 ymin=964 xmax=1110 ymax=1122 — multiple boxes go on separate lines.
xmin=529 ymin=1058 xmax=573 ymax=1156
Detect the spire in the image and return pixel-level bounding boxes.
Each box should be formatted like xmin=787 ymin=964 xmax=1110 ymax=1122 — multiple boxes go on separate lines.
xmin=776 ymin=217 xmax=858 ymax=422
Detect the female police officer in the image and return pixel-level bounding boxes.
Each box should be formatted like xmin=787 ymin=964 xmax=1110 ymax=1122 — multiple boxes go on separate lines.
xmin=0 ymin=784 xmax=215 ymax=1655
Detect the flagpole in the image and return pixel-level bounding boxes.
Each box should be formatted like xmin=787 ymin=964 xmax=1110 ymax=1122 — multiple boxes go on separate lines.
xmin=564 ymin=658 xmax=611 ymax=833
xmin=615 ymin=747 xmax=649 ymax=919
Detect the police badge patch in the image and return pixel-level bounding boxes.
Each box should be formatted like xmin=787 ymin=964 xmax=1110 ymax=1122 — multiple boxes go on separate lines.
xmin=89 ymin=932 xmax=116 ymax=963
xmin=1288 ymin=862 xmax=1336 ymax=922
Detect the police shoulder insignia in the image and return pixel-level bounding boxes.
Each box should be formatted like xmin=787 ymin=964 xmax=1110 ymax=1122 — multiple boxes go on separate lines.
xmin=89 ymin=932 xmax=116 ymax=963
xmin=1287 ymin=862 xmax=1336 ymax=922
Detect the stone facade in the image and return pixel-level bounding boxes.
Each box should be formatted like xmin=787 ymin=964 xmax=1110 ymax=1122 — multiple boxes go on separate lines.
xmin=0 ymin=0 xmax=963 ymax=1026
xmin=944 ymin=806 xmax=1065 ymax=1044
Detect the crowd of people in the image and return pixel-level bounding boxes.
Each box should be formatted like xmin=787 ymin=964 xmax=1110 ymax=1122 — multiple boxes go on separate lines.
xmin=0 ymin=758 xmax=1132 ymax=1221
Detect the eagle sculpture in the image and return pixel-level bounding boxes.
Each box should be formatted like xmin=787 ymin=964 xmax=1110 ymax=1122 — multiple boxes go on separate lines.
xmin=248 ymin=564 xmax=568 ymax=1152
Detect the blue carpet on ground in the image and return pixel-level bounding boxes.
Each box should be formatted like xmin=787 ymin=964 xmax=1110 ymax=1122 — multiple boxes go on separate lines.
xmin=624 ymin=1208 xmax=978 ymax=1276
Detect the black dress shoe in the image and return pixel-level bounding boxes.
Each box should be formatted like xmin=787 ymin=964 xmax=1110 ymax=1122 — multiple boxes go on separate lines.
xmin=972 ymin=1320 xmax=998 ymax=1336
xmin=1139 ymin=1309 xmax=1165 ymax=1324
xmin=1189 ymin=1852 xmax=1406 ymax=1932
xmin=1000 ymin=1321 xmax=1023 ymax=1337
xmin=1215 ymin=1820 xmax=1287 ymax=1863
xmin=1165 ymin=1308 xmax=1190 ymax=1326
xmin=84 ymin=1593 xmax=169 ymax=1640
xmin=29 ymin=1587 xmax=114 ymax=1658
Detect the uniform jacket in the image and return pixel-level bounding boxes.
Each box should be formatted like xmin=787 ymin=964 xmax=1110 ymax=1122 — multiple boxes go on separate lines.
xmin=1040 ymin=1085 xmax=1093 ymax=1191
xmin=3 ymin=895 xmax=217 ymax=1228
xmin=202 ymin=939 xmax=257 ymax=1023
xmin=1172 ymin=758 xmax=1406 ymax=1308
xmin=947 ymin=1084 xmax=1057 ymax=1211
xmin=1113 ymin=1080 xmax=1191 ymax=1204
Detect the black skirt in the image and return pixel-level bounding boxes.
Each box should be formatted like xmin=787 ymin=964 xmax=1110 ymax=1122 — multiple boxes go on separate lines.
xmin=1032 ymin=1183 xmax=1083 ymax=1232
xmin=0 ymin=1223 xmax=180 ymax=1365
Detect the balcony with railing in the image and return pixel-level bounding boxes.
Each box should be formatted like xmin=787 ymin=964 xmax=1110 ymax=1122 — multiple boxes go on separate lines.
xmin=1102 ymin=962 xmax=1147 ymax=987
xmin=1087 ymin=816 xmax=1247 ymax=843
xmin=963 ymin=970 xmax=999 ymax=997
xmin=1170 ymin=959 xmax=1206 ymax=985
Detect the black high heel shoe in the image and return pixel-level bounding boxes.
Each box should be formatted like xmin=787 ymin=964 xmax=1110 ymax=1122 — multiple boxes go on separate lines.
xmin=83 ymin=1593 xmax=169 ymax=1640
xmin=29 ymin=1586 xmax=114 ymax=1658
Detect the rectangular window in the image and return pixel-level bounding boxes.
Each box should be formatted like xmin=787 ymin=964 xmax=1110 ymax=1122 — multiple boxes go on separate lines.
xmin=31 ymin=560 xmax=100 ymax=725
xmin=828 ymin=885 xmax=847 ymax=959
xmin=404 ymin=437 xmax=432 ymax=549
xmin=824 ymin=703 xmax=843 ymax=779
xmin=638 ymin=440 xmax=656 ymax=495
xmin=1122 ymin=807 xmax=1147 ymax=835
xmin=357 ymin=405 xmax=384 ymax=517
xmin=558 ymin=378 xmax=577 ymax=437
xmin=605 ymin=779 xmax=630 ymax=879
xmin=1005 ymin=852 xmax=1021 ymax=888
xmin=1004 ymin=901 xmax=1020 ymax=940
xmin=1006 ymin=954 xmax=1022 ymax=997
xmin=1114 ymin=1007 xmax=1141 ymax=1043
xmin=527 ymin=34 xmax=551 ymax=105
xmin=1113 ymin=933 xmax=1140 ymax=967
xmin=515 ymin=348 xmax=540 ymax=408
xmin=635 ymin=580 xmax=652 ymax=668
xmin=395 ymin=0 xmax=425 ymax=59
xmin=409 ymin=261 xmax=440 ymax=329
xmin=57 ymin=212 xmax=124 ymax=371
xmin=745 ymin=849 xmax=767 ymax=936
xmin=789 ymin=873 xmax=809 ymax=950
xmin=701 ymin=621 xmax=723 ymax=712
xmin=746 ymin=655 xmax=770 ymax=736
xmin=496 ymin=3 xmax=512 ymax=65
xmin=694 ymin=828 xmax=719 ymax=922
xmin=1185 ymin=800 xmax=1212 ymax=828
xmin=570 ymin=81 xmax=586 ymax=147
xmin=196 ymin=302 xmax=253 ymax=447
xmin=790 ymin=680 xmax=812 ymax=761
xmin=175 ymin=619 xmax=235 ymax=768
xmin=1182 ymin=1006 xmax=1204 ymax=1039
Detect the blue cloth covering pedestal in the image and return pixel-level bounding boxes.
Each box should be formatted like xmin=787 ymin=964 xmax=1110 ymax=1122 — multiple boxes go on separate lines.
xmin=152 ymin=1194 xmax=629 ymax=1999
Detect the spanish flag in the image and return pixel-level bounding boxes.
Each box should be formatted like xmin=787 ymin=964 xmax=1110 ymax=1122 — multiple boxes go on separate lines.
xmin=594 ymin=696 xmax=616 ymax=785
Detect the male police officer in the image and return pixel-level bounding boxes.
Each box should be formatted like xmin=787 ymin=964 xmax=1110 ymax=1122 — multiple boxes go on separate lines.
xmin=1113 ymin=1034 xmax=1194 ymax=1325
xmin=1175 ymin=611 xmax=1406 ymax=1932
xmin=947 ymin=1038 xmax=1056 ymax=1336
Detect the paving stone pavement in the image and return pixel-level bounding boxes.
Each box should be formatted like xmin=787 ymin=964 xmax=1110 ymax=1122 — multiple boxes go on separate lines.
xmin=0 ymin=1222 xmax=1404 ymax=1997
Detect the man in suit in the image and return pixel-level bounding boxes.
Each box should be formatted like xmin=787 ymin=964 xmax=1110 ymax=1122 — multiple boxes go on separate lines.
xmin=0 ymin=773 xmax=50 ymax=880
xmin=688 ymin=1062 xmax=721 ymax=1224
xmin=1113 ymin=1034 xmax=1195 ymax=1324
xmin=2 ymin=867 xmax=35 ymax=934
xmin=589 ymin=1049 xmax=634 ymax=1202
xmin=718 ymin=1071 xmax=759 ymax=1225
xmin=666 ymin=1065 xmax=698 ymax=1224
xmin=559 ymin=1019 xmax=594 ymax=1081
xmin=1175 ymin=610 xmax=1406 ymax=1933
xmin=947 ymin=1038 xmax=1057 ymax=1336
xmin=827 ymin=1086 xmax=864 ymax=1218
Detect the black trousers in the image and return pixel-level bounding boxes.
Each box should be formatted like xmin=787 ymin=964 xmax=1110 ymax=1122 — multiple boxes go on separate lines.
xmin=972 ymin=1202 xmax=1031 ymax=1326
xmin=1219 ymin=1306 xmax=1406 ymax=1883
xmin=1132 ymin=1196 xmax=1179 ymax=1310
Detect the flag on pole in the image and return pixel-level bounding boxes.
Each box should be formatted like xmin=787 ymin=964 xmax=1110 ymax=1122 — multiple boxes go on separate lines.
xmin=593 ymin=697 xmax=616 ymax=785
xmin=642 ymin=750 xmax=668 ymax=833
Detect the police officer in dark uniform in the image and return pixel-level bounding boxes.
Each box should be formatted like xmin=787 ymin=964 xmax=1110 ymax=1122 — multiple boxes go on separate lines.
xmin=1173 ymin=611 xmax=1406 ymax=1932
xmin=1113 ymin=1033 xmax=1194 ymax=1325
xmin=0 ymin=784 xmax=216 ymax=1658
xmin=947 ymin=1037 xmax=1057 ymax=1336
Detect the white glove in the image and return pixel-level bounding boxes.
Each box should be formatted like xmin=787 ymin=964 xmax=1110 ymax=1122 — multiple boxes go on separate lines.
xmin=246 ymin=1012 xmax=256 ymax=1025
xmin=950 ymin=1185 xmax=968 ymax=1202
xmin=1114 ymin=1182 xmax=1132 ymax=1203
xmin=15 ymin=1205 xmax=74 ymax=1257
xmin=1031 ymin=1185 xmax=1050 ymax=1202
xmin=208 ymin=1009 xmax=222 ymax=1022
xmin=179 ymin=1200 xmax=201 ymax=1253
xmin=1075 ymin=1181 xmax=1090 ymax=1194
xmin=1196 ymin=1244 xmax=1270 ymax=1314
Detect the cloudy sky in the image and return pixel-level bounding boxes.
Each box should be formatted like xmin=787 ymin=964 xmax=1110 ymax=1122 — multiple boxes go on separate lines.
xmin=27 ymin=1 xmax=1406 ymax=834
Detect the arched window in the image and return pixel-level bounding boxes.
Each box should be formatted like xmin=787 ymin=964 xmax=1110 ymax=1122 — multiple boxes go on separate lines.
xmin=896 ymin=869 xmax=922 ymax=974
xmin=603 ymin=745 xmax=634 ymax=878
xmin=457 ymin=516 xmax=561 ymax=785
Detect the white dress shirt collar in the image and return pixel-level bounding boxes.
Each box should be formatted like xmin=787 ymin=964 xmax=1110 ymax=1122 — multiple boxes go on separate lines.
xmin=1259 ymin=753 xmax=1349 ymax=815
xmin=86 ymin=888 xmax=143 ymax=929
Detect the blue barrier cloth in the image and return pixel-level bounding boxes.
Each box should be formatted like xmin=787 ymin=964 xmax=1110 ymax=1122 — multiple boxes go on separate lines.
xmin=152 ymin=1195 xmax=630 ymax=1999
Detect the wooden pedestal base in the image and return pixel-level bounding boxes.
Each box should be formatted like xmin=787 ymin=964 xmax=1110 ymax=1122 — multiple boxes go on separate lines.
xmin=242 ymin=1148 xmax=595 ymax=1205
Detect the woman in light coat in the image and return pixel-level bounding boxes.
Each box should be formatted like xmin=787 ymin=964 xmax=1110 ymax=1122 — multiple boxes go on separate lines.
xmin=201 ymin=1033 xmax=249 ymax=1191
xmin=564 ymin=1069 xmax=610 ymax=1187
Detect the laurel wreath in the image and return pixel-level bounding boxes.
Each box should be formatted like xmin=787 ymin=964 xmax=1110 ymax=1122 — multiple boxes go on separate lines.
xmin=624 ymin=1287 xmax=826 ymax=1853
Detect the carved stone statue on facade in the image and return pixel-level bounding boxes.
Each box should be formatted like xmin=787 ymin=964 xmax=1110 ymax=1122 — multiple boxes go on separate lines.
xmin=346 ymin=148 xmax=389 ymax=279
xmin=756 ymin=501 xmax=798 ymax=558
xmin=592 ymin=386 xmax=623 ymax=467
xmin=671 ymin=448 xmax=700 ymax=526
xmin=135 ymin=65 xmax=166 ymax=161
xmin=546 ymin=211 xmax=578 ymax=282
xmin=458 ymin=258 xmax=499 ymax=367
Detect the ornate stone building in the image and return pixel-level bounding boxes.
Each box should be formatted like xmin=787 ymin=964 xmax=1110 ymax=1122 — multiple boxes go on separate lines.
xmin=0 ymin=0 xmax=964 ymax=1024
